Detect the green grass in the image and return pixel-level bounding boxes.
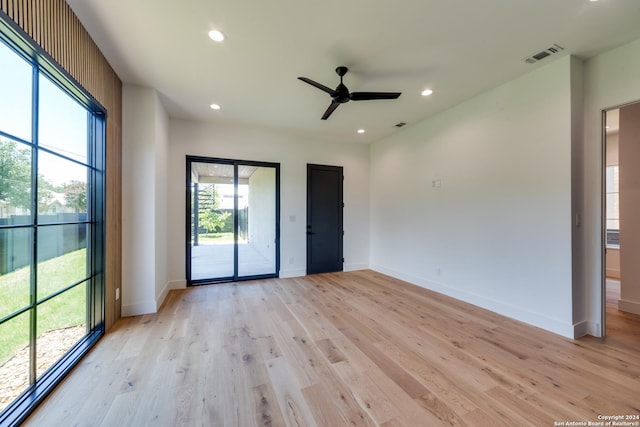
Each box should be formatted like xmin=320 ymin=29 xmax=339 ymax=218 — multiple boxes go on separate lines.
xmin=0 ymin=249 xmax=87 ymax=365
xmin=196 ymin=232 xmax=234 ymax=243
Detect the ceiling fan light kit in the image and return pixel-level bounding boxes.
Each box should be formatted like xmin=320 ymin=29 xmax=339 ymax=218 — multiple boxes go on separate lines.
xmin=298 ymin=66 xmax=401 ymax=120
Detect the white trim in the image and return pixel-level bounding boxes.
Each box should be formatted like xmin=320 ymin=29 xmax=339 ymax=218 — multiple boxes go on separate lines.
xmin=618 ymin=298 xmax=640 ymax=315
xmin=585 ymin=321 xmax=602 ymax=337
xmin=156 ymin=280 xmax=186 ymax=310
xmin=371 ymin=264 xmax=576 ymax=339
xmin=279 ymin=268 xmax=306 ymax=278
xmin=573 ymin=320 xmax=590 ymax=338
xmin=344 ymin=263 xmax=369 ymax=272
xmin=122 ymin=300 xmax=156 ymax=317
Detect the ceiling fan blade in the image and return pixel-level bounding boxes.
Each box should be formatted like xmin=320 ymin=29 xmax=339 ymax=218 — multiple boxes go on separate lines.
xmin=298 ymin=77 xmax=337 ymax=96
xmin=350 ymin=91 xmax=401 ymax=101
xmin=321 ymin=101 xmax=341 ymax=120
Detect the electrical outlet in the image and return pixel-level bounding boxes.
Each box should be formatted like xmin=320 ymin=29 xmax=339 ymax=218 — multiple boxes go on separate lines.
xmin=115 ymin=288 xmax=120 ymax=301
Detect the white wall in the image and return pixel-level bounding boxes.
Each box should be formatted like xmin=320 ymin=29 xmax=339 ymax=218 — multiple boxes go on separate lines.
xmin=153 ymin=93 xmax=170 ymax=306
xmin=370 ymin=57 xmax=577 ymax=337
xmin=121 ymin=85 xmax=169 ymax=316
xmin=570 ymin=56 xmax=585 ymax=330
xmin=167 ymin=119 xmax=370 ymax=285
xmin=582 ymin=38 xmax=640 ymax=335
xmin=247 ymin=167 xmax=276 ymax=265
xmin=119 ymin=39 xmax=640 ymax=338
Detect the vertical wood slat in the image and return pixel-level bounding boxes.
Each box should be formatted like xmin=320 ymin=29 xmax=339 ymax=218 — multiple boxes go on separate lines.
xmin=37 ymin=0 xmax=43 ymax=47
xmin=14 ymin=0 xmax=20 ymax=29
xmin=43 ymin=0 xmax=49 ymax=55
xmin=31 ymin=0 xmax=38 ymax=45
xmin=1 ymin=0 xmax=123 ymax=331
xmin=21 ymin=0 xmax=28 ymax=35
xmin=60 ymin=4 xmax=66 ymax=77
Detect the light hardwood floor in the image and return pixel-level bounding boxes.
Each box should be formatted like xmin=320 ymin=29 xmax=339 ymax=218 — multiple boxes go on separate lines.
xmin=26 ymin=271 xmax=640 ymax=426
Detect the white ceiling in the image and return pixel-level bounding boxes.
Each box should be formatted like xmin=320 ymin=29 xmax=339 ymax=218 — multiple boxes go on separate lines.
xmin=65 ymin=0 xmax=640 ymax=144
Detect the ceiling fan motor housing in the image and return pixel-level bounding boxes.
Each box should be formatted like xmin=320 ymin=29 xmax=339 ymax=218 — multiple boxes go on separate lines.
xmin=334 ymin=84 xmax=351 ymax=103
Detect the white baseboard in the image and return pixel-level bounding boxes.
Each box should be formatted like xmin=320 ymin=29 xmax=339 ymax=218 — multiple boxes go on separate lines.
xmin=618 ymin=298 xmax=640 ymax=315
xmin=123 ymin=280 xmax=186 ymax=317
xmin=572 ymin=320 xmax=591 ymax=338
xmin=279 ymin=268 xmax=306 ymax=278
xmin=122 ymin=300 xmax=157 ymax=317
xmin=344 ymin=263 xmax=369 ymax=272
xmin=156 ymin=280 xmax=186 ymax=310
xmin=585 ymin=321 xmax=602 ymax=337
xmin=370 ymin=264 xmax=576 ymax=339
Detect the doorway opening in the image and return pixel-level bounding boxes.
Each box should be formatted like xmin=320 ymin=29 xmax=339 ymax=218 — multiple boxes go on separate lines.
xmin=603 ymin=108 xmax=620 ymax=336
xmin=186 ymin=157 xmax=280 ymax=284
xmin=602 ymin=101 xmax=640 ymax=337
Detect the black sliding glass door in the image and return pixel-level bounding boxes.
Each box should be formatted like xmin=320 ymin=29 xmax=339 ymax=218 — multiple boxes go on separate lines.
xmin=186 ymin=157 xmax=279 ymax=284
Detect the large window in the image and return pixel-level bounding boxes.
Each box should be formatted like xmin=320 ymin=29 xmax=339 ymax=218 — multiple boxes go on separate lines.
xmin=0 ymin=19 xmax=105 ymax=425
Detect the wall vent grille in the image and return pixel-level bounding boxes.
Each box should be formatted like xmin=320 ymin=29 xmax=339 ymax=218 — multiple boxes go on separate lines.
xmin=523 ymin=44 xmax=564 ymax=64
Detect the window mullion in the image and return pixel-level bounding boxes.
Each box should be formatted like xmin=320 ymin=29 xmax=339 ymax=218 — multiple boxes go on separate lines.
xmin=28 ymin=62 xmax=39 ymax=386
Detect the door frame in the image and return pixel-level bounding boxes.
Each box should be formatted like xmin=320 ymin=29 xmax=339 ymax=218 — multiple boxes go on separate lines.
xmin=600 ymin=100 xmax=640 ymax=335
xmin=185 ymin=156 xmax=280 ymax=285
xmin=600 ymin=108 xmax=608 ymax=337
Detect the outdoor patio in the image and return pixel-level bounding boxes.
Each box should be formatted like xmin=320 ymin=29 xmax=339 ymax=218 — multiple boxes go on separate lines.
xmin=190 ymin=241 xmax=275 ymax=280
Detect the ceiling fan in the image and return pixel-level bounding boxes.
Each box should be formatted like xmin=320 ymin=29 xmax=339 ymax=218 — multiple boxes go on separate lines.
xmin=298 ymin=66 xmax=401 ymax=120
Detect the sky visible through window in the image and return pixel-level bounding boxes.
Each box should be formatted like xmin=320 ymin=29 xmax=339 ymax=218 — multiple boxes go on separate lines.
xmin=0 ymin=39 xmax=32 ymax=142
xmin=0 ymin=39 xmax=88 ymax=187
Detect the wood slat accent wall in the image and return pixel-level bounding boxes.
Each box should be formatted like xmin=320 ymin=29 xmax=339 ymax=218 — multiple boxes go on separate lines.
xmin=1 ymin=0 xmax=122 ymax=330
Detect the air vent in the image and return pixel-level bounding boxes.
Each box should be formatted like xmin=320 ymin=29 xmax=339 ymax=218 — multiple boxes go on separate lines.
xmin=395 ymin=122 xmax=407 ymax=128
xmin=523 ymin=44 xmax=564 ymax=64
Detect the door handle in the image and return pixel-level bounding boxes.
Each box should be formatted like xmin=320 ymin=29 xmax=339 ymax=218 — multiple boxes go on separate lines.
xmin=307 ymin=231 xmax=316 ymax=235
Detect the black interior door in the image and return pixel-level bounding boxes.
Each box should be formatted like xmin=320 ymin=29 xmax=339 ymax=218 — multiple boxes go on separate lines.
xmin=307 ymin=164 xmax=343 ymax=274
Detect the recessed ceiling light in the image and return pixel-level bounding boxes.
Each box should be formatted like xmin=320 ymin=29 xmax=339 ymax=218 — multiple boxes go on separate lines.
xmin=421 ymin=89 xmax=433 ymax=97
xmin=357 ymin=129 xmax=365 ymax=134
xmin=208 ymin=30 xmax=225 ymax=42
xmin=210 ymin=103 xmax=221 ymax=110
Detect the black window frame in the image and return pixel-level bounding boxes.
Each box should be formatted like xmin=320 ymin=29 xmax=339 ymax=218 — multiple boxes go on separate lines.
xmin=185 ymin=155 xmax=281 ymax=285
xmin=0 ymin=11 xmax=106 ymax=426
